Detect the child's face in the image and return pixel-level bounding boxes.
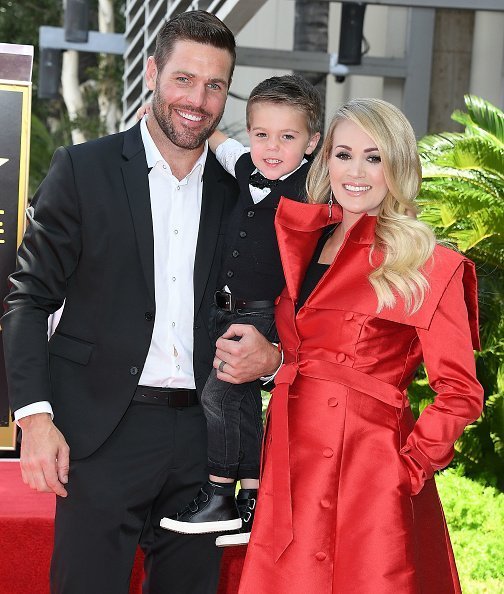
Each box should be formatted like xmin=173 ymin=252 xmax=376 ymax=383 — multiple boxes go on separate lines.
xmin=247 ymin=103 xmax=320 ymax=180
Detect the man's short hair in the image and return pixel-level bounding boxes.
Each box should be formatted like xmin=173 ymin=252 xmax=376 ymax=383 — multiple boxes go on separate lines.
xmin=154 ymin=10 xmax=236 ymax=80
xmin=246 ymin=75 xmax=322 ymax=136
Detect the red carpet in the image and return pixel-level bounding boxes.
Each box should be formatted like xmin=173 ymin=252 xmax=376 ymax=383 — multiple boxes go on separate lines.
xmin=0 ymin=461 xmax=245 ymax=594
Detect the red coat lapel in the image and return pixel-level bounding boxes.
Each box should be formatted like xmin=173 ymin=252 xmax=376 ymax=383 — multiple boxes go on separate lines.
xmin=274 ymin=197 xmax=340 ymax=302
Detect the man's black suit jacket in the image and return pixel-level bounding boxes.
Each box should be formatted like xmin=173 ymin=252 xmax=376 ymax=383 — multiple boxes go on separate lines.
xmin=1 ymin=122 xmax=237 ymax=459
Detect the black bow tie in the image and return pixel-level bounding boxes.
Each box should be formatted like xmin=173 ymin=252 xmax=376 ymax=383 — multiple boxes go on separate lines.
xmin=249 ymin=171 xmax=279 ymax=190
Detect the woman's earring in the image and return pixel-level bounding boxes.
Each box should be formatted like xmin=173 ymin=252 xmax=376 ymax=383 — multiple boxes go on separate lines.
xmin=328 ymin=194 xmax=334 ymax=220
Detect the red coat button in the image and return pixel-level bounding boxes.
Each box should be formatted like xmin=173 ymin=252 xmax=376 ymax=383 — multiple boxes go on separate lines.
xmin=320 ymin=499 xmax=331 ymax=508
xmin=315 ymin=552 xmax=327 ymax=561
xmin=323 ymin=448 xmax=334 ymax=458
xmin=328 ymin=397 xmax=338 ymax=407
xmin=344 ymin=312 xmax=354 ymax=321
xmin=336 ymin=352 xmax=346 ymax=363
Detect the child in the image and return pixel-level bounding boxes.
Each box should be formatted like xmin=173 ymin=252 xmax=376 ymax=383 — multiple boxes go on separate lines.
xmin=159 ymin=74 xmax=321 ymax=546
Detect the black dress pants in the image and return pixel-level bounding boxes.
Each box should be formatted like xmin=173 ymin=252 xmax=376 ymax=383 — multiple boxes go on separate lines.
xmin=50 ymin=400 xmax=222 ymax=594
xmin=201 ymin=303 xmax=277 ymax=479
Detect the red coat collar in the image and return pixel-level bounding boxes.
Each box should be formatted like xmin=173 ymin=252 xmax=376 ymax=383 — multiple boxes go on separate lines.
xmin=274 ymin=197 xmax=480 ymax=347
xmin=275 ymin=197 xmax=377 ymax=302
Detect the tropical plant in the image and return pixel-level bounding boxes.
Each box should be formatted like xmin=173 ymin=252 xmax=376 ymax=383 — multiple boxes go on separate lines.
xmin=29 ymin=114 xmax=60 ymax=196
xmin=417 ymin=94 xmax=504 ymax=265
xmin=413 ymin=95 xmax=504 ymax=490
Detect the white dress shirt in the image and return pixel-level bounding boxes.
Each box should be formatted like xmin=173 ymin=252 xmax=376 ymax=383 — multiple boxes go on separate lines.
xmin=15 ymin=117 xmax=206 ymax=421
xmin=138 ymin=117 xmax=205 ymax=388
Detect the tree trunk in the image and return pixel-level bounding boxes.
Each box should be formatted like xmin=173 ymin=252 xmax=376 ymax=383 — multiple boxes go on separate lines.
xmin=61 ymin=50 xmax=87 ymax=145
xmin=98 ymin=0 xmax=120 ymax=134
xmin=61 ymin=0 xmax=86 ymax=144
xmin=60 ymin=0 xmax=121 ymax=142
xmin=293 ymin=0 xmax=329 ymax=135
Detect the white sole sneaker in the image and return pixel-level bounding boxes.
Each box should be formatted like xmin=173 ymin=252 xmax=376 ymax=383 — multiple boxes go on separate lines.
xmin=160 ymin=516 xmax=242 ymax=535
xmin=215 ymin=531 xmax=251 ymax=547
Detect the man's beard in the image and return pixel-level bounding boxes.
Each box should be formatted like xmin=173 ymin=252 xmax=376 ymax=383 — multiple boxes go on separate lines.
xmin=151 ymin=88 xmax=223 ymax=150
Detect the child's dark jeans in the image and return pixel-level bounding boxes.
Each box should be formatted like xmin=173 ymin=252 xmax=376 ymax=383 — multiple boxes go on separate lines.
xmin=201 ymin=303 xmax=278 ymax=479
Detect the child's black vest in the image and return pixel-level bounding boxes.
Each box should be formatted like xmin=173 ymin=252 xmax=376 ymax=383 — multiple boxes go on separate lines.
xmin=218 ymin=152 xmax=310 ymax=301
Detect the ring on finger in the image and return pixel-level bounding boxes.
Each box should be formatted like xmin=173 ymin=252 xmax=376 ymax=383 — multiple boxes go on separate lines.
xmin=218 ymin=360 xmax=227 ymax=373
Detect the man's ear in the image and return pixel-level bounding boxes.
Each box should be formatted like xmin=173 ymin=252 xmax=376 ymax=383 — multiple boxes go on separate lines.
xmin=305 ymin=132 xmax=321 ymax=155
xmin=146 ymin=56 xmax=157 ymax=91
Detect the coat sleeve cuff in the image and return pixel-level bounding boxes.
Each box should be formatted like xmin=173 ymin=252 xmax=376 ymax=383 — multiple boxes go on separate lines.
xmin=399 ymin=445 xmax=435 ymax=495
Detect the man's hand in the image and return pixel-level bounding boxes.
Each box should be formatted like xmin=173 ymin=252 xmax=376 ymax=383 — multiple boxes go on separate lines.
xmin=18 ymin=413 xmax=70 ymax=497
xmin=214 ymin=324 xmax=281 ymax=384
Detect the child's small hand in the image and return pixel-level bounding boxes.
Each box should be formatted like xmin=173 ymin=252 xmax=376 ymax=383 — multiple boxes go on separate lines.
xmin=136 ymin=102 xmax=152 ymax=121
xmin=209 ymin=129 xmax=229 ymax=153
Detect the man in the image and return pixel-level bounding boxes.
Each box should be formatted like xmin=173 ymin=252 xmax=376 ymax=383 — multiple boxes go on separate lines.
xmin=2 ymin=11 xmax=279 ymax=594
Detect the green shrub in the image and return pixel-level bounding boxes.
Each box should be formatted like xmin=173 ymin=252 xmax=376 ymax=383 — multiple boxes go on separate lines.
xmin=438 ymin=468 xmax=504 ymax=592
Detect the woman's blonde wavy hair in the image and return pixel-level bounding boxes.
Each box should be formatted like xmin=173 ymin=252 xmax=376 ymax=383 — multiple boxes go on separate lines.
xmin=306 ymin=98 xmax=436 ymax=314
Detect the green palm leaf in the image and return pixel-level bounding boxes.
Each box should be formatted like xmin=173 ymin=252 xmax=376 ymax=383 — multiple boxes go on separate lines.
xmin=416 ymin=95 xmax=504 ymax=489
xmin=452 ymin=95 xmax=504 ymax=145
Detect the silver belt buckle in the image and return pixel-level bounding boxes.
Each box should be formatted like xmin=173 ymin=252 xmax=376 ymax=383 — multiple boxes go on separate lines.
xmin=215 ymin=290 xmax=235 ymax=312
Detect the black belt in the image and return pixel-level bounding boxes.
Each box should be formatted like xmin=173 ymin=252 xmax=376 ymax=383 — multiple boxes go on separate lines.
xmin=214 ymin=290 xmax=275 ymax=313
xmin=132 ymin=386 xmax=199 ymax=407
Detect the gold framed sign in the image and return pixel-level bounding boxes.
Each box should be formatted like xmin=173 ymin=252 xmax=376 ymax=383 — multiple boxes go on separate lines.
xmin=0 ymin=44 xmax=33 ymax=450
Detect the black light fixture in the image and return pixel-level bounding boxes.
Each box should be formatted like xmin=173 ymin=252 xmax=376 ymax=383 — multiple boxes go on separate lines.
xmin=64 ymin=0 xmax=90 ymax=43
xmin=37 ymin=48 xmax=62 ymax=99
xmin=338 ymin=2 xmax=367 ymax=66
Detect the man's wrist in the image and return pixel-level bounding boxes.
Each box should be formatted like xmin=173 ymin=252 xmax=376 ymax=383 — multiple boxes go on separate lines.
xmin=17 ymin=412 xmax=53 ymax=429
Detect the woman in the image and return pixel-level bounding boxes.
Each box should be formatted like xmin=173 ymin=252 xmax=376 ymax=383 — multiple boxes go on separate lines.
xmin=238 ymin=98 xmax=483 ymax=594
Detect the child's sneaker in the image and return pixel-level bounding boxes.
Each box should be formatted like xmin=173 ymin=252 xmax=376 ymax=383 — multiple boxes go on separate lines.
xmin=215 ymin=488 xmax=257 ymax=546
xmin=160 ymin=481 xmax=242 ymax=534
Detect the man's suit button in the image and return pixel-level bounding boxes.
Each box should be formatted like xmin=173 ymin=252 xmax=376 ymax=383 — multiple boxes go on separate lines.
xmin=226 ymin=270 xmax=234 ymax=278
xmin=239 ymin=231 xmax=247 ymax=238
xmin=247 ymin=210 xmax=255 ymax=218
xmin=130 ymin=366 xmax=139 ymax=375
xmin=232 ymin=250 xmax=239 ymax=258
xmin=145 ymin=312 xmax=154 ymax=321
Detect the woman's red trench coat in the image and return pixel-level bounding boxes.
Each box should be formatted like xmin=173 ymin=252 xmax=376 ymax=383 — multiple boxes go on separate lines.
xmin=238 ymin=199 xmax=484 ymax=594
